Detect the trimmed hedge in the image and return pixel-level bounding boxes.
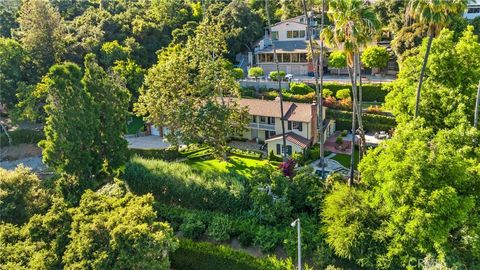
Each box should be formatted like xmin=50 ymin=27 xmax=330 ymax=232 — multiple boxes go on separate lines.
xmin=226 ymin=146 xmax=263 ymax=159
xmin=171 ymin=239 xmax=294 ymax=270
xmin=327 ymin=109 xmax=396 ymax=131
xmin=0 ymin=129 xmax=44 ymax=147
xmin=322 ymin=82 xmax=391 ymax=102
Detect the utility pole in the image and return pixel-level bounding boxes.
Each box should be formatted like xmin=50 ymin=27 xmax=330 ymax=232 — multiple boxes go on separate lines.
xmin=265 ymin=0 xmax=288 ymax=160
xmin=302 ymin=0 xmax=326 ymax=177
xmin=291 ymin=219 xmax=302 ymax=270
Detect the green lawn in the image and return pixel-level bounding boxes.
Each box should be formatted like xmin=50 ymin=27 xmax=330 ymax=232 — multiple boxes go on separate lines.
xmin=184 ymin=156 xmax=271 ymax=178
xmin=331 ymin=148 xmax=359 ymax=169
xmin=127 ymin=115 xmax=144 ymax=134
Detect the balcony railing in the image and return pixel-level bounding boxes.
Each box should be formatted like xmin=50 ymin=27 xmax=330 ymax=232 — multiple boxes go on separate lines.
xmin=249 ymin=122 xmax=275 ymax=131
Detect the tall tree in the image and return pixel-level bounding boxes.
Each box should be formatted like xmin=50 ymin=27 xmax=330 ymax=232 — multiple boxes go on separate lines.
xmin=386 ymin=27 xmax=480 ymax=130
xmin=136 ymin=18 xmax=248 ymax=157
xmin=0 ymin=38 xmax=27 ymax=110
xmin=323 ymin=121 xmax=480 ymax=269
xmin=83 ymin=54 xmax=131 ymax=177
xmin=14 ymin=0 xmax=67 ymax=75
xmin=38 ymin=63 xmax=97 ymax=179
xmin=407 ymin=0 xmax=467 ymax=118
xmin=321 ymin=0 xmax=380 ymax=184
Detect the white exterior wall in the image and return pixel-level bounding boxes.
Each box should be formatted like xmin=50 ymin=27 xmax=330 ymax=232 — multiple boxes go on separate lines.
xmin=271 ymin=21 xmax=307 ymax=41
xmin=258 ymin=63 xmax=309 ymax=76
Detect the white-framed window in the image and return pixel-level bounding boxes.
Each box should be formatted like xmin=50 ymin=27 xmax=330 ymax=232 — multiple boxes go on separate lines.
xmin=271 ymin=31 xmax=279 ymax=40
xmin=467 ymin=7 xmax=480 ymax=13
xmin=292 ymin=121 xmax=303 ymax=131
xmin=260 ymin=116 xmax=266 ymax=123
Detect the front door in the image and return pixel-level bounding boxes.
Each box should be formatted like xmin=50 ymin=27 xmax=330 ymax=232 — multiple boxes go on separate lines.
xmin=265 ymin=130 xmax=269 ymax=139
xmin=251 ymin=129 xmax=258 ymax=139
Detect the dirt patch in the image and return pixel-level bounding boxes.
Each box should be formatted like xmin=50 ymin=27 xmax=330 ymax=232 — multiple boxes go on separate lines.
xmin=0 ymin=143 xmax=42 ymax=161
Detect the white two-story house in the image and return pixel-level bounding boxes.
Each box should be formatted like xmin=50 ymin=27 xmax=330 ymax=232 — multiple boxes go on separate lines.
xmin=236 ymin=98 xmax=335 ymax=156
xmin=254 ymin=15 xmax=322 ymax=76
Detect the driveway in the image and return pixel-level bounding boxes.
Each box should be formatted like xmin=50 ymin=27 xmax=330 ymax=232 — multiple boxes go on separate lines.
xmin=126 ymin=136 xmax=170 ymax=149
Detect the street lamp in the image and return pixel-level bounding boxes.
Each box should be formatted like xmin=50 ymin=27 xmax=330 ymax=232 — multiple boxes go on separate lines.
xmin=291 ymin=218 xmax=301 ymax=270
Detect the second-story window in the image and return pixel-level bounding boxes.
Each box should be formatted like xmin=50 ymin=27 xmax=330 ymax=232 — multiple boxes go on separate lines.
xmin=252 ymin=115 xmax=257 ymax=123
xmin=271 ymin=31 xmax=279 ymax=40
xmin=260 ymin=116 xmax=266 ymax=123
xmin=292 ymin=121 xmax=303 ymax=131
xmin=287 ymin=30 xmax=306 ymax=39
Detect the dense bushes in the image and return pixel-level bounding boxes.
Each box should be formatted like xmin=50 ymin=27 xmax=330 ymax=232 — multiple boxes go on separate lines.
xmin=287 ymin=82 xmax=313 ymax=95
xmin=171 ymin=239 xmax=295 ymax=270
xmin=251 ymin=82 xmax=391 ymax=104
xmin=327 ymin=109 xmax=396 ymax=131
xmin=124 ymin=157 xmax=249 ymax=213
xmin=0 ymin=129 xmax=44 ymax=147
xmin=323 ymin=82 xmax=391 ymax=102
xmin=226 ymin=146 xmax=262 ymax=159
xmin=129 ymin=147 xmax=182 ymax=161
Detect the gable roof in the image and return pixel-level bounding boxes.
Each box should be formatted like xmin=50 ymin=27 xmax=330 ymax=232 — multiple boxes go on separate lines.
xmin=265 ymin=132 xmax=311 ymax=148
xmin=270 ymin=15 xmax=307 ymax=28
xmin=236 ymin=98 xmax=313 ymax=122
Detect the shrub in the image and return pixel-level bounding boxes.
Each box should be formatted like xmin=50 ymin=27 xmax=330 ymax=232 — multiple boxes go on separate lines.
xmin=232 ymin=68 xmax=244 ymax=80
xmin=340 ymin=130 xmax=348 ymax=137
xmin=129 ymin=148 xmax=181 ymax=161
xmin=0 ymin=129 xmax=44 ymax=147
xmin=248 ymin=67 xmax=265 ymax=79
xmin=323 ymin=88 xmax=333 ymax=98
xmin=254 ymin=226 xmax=282 ymax=252
xmin=291 ymin=152 xmax=304 ymax=165
xmin=264 ymin=90 xmax=278 ymax=100
xmin=241 ymin=87 xmax=255 ymax=97
xmin=170 ymin=239 xmax=294 ymax=270
xmin=366 ymin=105 xmax=384 ymax=115
xmin=335 ymin=136 xmax=343 ymax=145
xmin=226 ymin=146 xmax=262 ymax=159
xmin=335 ymin=89 xmax=351 ymax=100
xmin=269 ymin=70 xmax=286 ymax=81
xmin=179 ymin=213 xmax=206 ymax=240
xmin=207 ymin=215 xmax=233 ymax=242
xmin=288 ymin=82 xmax=313 ymax=95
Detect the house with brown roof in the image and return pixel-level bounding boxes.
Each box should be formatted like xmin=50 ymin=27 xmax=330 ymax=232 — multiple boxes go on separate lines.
xmin=236 ymin=98 xmax=335 ymax=156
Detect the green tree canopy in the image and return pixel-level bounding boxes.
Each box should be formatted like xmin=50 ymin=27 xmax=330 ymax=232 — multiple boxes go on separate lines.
xmin=38 ymin=62 xmax=97 ymax=179
xmin=0 ymin=38 xmax=28 ymax=110
xmin=63 ymin=191 xmax=178 ymax=269
xmin=361 ymin=45 xmax=389 ymax=69
xmin=248 ymin=66 xmax=265 ymax=78
xmin=385 ymin=26 xmax=480 ymax=130
xmin=14 ymin=0 xmax=66 ymax=75
xmin=323 ymin=120 xmax=480 ymax=268
xmin=328 ymin=51 xmax=347 ymax=68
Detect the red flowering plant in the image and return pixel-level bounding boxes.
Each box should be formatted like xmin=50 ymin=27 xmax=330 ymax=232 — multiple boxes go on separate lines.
xmin=278 ymin=158 xmax=296 ymax=178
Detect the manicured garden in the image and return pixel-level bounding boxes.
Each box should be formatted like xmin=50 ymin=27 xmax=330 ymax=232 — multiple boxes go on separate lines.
xmin=184 ymin=155 xmax=271 ymax=178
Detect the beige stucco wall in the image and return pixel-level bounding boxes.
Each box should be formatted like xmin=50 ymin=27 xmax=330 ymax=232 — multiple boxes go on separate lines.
xmin=266 ymin=138 xmax=305 ymax=156
xmin=275 ymin=120 xmax=310 ymax=139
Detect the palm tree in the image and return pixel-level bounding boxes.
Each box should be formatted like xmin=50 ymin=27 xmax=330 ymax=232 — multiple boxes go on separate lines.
xmin=321 ymin=0 xmax=380 ymax=186
xmin=408 ymin=0 xmax=467 ymax=118
xmin=302 ymin=0 xmax=327 ymax=176
xmin=265 ymin=0 xmax=288 ymax=161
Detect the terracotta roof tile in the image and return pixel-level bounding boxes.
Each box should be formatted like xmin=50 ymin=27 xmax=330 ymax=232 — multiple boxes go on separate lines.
xmin=237 ymin=98 xmax=312 ymax=122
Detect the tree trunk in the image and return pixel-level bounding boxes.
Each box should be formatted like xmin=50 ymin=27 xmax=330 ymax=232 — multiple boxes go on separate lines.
xmin=302 ymin=0 xmax=325 ymax=175
xmin=347 ymin=66 xmax=357 ymax=187
xmin=355 ymin=54 xmax=366 ymax=160
xmin=414 ymin=33 xmax=433 ymax=118
xmin=265 ymin=0 xmax=287 ymax=161
xmin=319 ymin=0 xmax=326 ymax=175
